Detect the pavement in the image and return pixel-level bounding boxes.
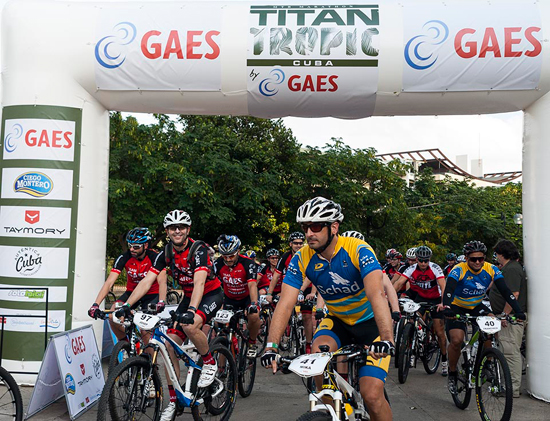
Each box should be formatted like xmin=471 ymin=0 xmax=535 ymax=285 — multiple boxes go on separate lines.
xmin=17 ymin=356 xmax=548 ymax=420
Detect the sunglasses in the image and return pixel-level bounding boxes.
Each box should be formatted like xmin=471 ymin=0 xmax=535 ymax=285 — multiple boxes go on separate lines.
xmin=168 ymin=224 xmax=189 ymax=231
xmin=268 ymin=256 xmax=279 ymax=260
xmin=301 ymin=222 xmax=328 ymax=233
xmin=418 ymin=258 xmax=430 ymax=263
xmin=128 ymin=244 xmax=143 ymax=250
xmin=468 ymin=256 xmax=485 ymax=263
xmin=291 ymin=241 xmax=304 ymax=246
xmin=222 ymin=253 xmax=238 ymax=260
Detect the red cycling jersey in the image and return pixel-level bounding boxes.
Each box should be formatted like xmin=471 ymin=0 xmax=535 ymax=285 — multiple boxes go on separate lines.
xmin=214 ymin=255 xmax=257 ymax=300
xmin=258 ymin=265 xmax=275 ymax=290
xmin=273 ymin=251 xmax=293 ymax=294
xmin=401 ymin=262 xmax=445 ymax=299
xmin=111 ymin=249 xmax=163 ymax=294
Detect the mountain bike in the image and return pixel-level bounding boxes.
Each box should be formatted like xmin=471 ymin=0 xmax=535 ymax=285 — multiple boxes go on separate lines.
xmin=0 ymin=365 xmax=23 ymax=421
xmin=396 ymin=298 xmax=441 ymax=383
xmin=279 ymin=299 xmax=313 ymax=358
xmin=166 ymin=279 xmax=182 ymax=305
xmin=97 ymin=311 xmax=237 ymax=421
xmin=449 ymin=313 xmax=518 ymax=421
xmin=280 ymin=344 xmax=392 ymax=421
xmin=256 ymin=295 xmax=273 ymax=355
xmin=208 ymin=307 xmax=257 ymax=398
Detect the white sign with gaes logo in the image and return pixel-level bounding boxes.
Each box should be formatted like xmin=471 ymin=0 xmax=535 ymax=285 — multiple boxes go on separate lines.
xmin=1 ymin=167 xmax=73 ymax=201
xmin=0 ymin=206 xmax=72 ymax=239
xmin=0 ymin=245 xmax=69 ymax=279
xmin=3 ymin=118 xmax=75 ymax=161
xmin=26 ymin=326 xmax=104 ymax=420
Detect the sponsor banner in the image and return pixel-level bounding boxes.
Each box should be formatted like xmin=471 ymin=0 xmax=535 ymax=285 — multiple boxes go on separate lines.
xmin=247 ymin=3 xmax=379 ymax=118
xmin=0 ymin=245 xmax=69 ymax=279
xmin=3 ymin=118 xmax=75 ymax=161
xmin=0 ymin=284 xmax=67 ymax=302
xmin=403 ymin=3 xmax=543 ymax=92
xmin=1 ymin=167 xmax=73 ymax=201
xmin=0 ymin=308 xmax=66 ymax=332
xmin=0 ymin=206 xmax=71 ymax=239
xmin=95 ymin=5 xmax=222 ymax=91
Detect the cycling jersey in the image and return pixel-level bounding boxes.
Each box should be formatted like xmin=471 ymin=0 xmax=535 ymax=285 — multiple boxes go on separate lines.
xmin=214 ymin=255 xmax=257 ymax=300
xmin=401 ymin=262 xmax=444 ymax=300
xmin=111 ymin=249 xmax=163 ymax=294
xmin=258 ymin=265 xmax=275 ymax=290
xmin=383 ymin=262 xmax=405 ymax=280
xmin=273 ymin=251 xmax=293 ymax=294
xmin=447 ymin=262 xmax=503 ymax=309
xmin=151 ymin=239 xmax=221 ymax=296
xmin=284 ymin=236 xmax=382 ymax=325
xmin=443 ymin=263 xmax=456 ymax=277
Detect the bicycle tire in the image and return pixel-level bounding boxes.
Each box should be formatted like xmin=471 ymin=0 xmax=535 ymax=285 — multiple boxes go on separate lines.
xmin=0 ymin=366 xmax=23 ymax=421
xmin=192 ymin=343 xmax=237 ymax=421
xmin=398 ymin=323 xmax=413 ymax=384
xmin=421 ymin=322 xmax=441 ymax=375
xmin=105 ymin=291 xmax=117 ymax=308
xmin=166 ymin=290 xmax=181 ymax=305
xmin=256 ymin=312 xmax=270 ymax=355
xmin=237 ymin=339 xmax=257 ymax=398
xmin=97 ymin=355 xmax=162 ymax=421
xmin=452 ymin=350 xmax=472 ymax=410
xmin=394 ymin=317 xmax=405 ymax=368
xmin=107 ymin=340 xmax=132 ymax=375
xmin=475 ymin=347 xmax=513 ymax=421
xmin=296 ymin=411 xmax=332 ymax=421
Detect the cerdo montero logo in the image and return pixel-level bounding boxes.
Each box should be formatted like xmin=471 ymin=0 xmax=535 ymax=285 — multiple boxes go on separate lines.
xmin=95 ymin=22 xmax=137 ymax=69
xmin=404 ymin=20 xmax=449 ymax=70
xmin=13 ymin=172 xmax=53 ymax=197
xmin=4 ymin=123 xmax=23 ymax=153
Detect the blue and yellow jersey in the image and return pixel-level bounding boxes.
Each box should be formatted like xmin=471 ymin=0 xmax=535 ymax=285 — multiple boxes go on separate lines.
xmin=448 ymin=262 xmax=503 ymax=309
xmin=283 ymin=236 xmax=382 ymax=325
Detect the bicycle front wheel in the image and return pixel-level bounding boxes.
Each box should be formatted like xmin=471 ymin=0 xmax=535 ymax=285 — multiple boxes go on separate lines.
xmin=394 ymin=317 xmax=405 ymax=368
xmin=97 ymin=356 xmax=162 ymax=421
xmin=237 ymin=339 xmax=257 ymax=398
xmin=452 ymin=350 xmax=472 ymax=410
xmin=166 ymin=290 xmax=181 ymax=305
xmin=475 ymin=347 xmax=513 ymax=421
xmin=398 ymin=323 xmax=413 ymax=384
xmin=108 ymin=340 xmax=133 ymax=375
xmin=421 ymin=322 xmax=441 ymax=375
xmin=0 ymin=366 xmax=23 ymax=421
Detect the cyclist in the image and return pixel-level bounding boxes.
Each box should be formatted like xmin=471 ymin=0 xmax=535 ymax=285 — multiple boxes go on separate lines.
xmin=88 ymin=227 xmax=166 ymax=340
xmin=214 ymin=234 xmax=261 ymax=357
xmin=383 ymin=250 xmax=405 ymax=282
xmin=403 ymin=247 xmax=417 ymax=270
xmin=115 ymin=210 xmax=223 ymax=420
xmin=443 ymin=253 xmax=458 ymax=277
xmin=257 ymin=248 xmax=280 ymax=296
xmin=342 ymin=230 xmax=365 ymax=241
xmin=392 ymin=245 xmax=448 ymax=376
xmin=262 ymin=197 xmax=394 ymax=421
xmin=438 ymin=240 xmax=526 ymax=395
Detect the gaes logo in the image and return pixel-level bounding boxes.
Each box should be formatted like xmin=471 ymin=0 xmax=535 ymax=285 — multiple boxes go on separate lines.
xmin=4 ymin=123 xmax=23 ymax=153
xmin=65 ymin=373 xmax=76 ymax=395
xmin=25 ymin=210 xmax=40 ymax=224
xmin=405 ymin=20 xmax=449 ymax=70
xmin=13 ymin=172 xmax=53 ymax=197
xmin=95 ymin=22 xmax=137 ymax=69
xmin=14 ymin=247 xmax=42 ymax=276
xmin=259 ymin=68 xmax=286 ymax=96
xmin=65 ymin=334 xmax=73 ymax=364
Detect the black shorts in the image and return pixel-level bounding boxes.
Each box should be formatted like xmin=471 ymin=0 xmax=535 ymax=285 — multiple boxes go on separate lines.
xmin=223 ymin=295 xmax=251 ymax=311
xmin=313 ymin=315 xmax=390 ymax=383
xmin=446 ymin=303 xmax=491 ymax=335
xmin=404 ymin=290 xmax=443 ymax=320
xmin=300 ymin=287 xmax=313 ymax=313
xmin=117 ymin=290 xmax=158 ymax=310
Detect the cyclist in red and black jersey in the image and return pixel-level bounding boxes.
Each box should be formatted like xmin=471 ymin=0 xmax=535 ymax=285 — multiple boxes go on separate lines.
xmin=443 ymin=252 xmax=458 ymax=277
xmin=88 ymin=227 xmax=167 ymax=340
xmin=257 ymin=248 xmax=279 ymax=295
xmin=117 ymin=210 xmax=223 ymax=419
xmin=383 ymin=250 xmax=405 ymax=281
xmin=215 ymin=234 xmax=261 ymax=357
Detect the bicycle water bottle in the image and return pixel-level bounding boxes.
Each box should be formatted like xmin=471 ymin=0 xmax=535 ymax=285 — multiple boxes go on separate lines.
xmin=232 ymin=335 xmax=239 ymax=355
xmin=417 ymin=324 xmax=425 ymax=341
xmin=471 ymin=341 xmax=479 ymax=359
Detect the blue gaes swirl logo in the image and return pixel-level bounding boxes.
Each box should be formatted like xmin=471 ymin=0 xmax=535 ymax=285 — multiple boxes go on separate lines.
xmin=4 ymin=123 xmax=23 ymax=153
xmin=95 ymin=22 xmax=137 ymax=69
xmin=405 ymin=20 xmax=449 ymax=70
xmin=259 ymin=69 xmax=286 ymax=97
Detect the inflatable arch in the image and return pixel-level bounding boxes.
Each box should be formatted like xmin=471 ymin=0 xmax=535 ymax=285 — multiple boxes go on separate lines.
xmin=1 ymin=0 xmax=548 ymax=400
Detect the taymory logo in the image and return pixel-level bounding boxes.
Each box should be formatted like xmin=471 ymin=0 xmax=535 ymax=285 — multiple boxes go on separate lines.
xmin=13 ymin=172 xmax=53 ymax=197
xmin=405 ymin=20 xmax=449 ymax=70
xmin=25 ymin=210 xmax=40 ymax=224
xmin=4 ymin=123 xmax=23 ymax=153
xmin=95 ymin=22 xmax=137 ymax=68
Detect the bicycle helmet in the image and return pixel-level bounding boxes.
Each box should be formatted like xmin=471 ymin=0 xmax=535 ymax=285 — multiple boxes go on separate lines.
xmin=245 ymin=250 xmax=257 ymax=259
xmin=266 ymin=248 xmax=280 ymax=258
xmin=415 ymin=246 xmax=432 ymax=259
xmin=406 ymin=247 xmax=417 ymax=259
xmin=289 ymin=231 xmax=305 ymax=242
xmin=386 ymin=248 xmax=397 ymax=258
xmin=342 ymin=230 xmax=365 ymax=241
xmin=296 ymin=197 xmax=344 ymax=224
xmin=457 ymin=255 xmax=466 ymax=263
xmin=126 ymin=227 xmax=151 ymax=244
xmin=463 ymin=240 xmax=487 ymax=256
xmin=392 ymin=252 xmax=403 ymax=260
xmin=217 ymin=234 xmax=241 ymax=255
xmin=445 ymin=252 xmax=457 ymax=261
xmin=163 ymin=210 xmax=192 ymax=228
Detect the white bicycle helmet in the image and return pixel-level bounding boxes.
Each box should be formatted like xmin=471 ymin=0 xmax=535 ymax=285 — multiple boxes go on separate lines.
xmin=296 ymin=197 xmax=344 ymax=224
xmin=457 ymin=254 xmax=466 ymax=263
xmin=163 ymin=210 xmax=192 ymax=227
xmin=406 ymin=247 xmax=417 ymax=259
xmin=342 ymin=230 xmax=365 ymax=241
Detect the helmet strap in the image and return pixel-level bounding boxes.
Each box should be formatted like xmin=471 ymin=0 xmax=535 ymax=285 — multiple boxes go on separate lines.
xmin=315 ymin=228 xmax=335 ymax=255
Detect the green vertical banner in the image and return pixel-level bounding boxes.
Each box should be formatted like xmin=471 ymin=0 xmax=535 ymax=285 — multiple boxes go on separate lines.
xmin=0 ymin=105 xmax=81 ymax=362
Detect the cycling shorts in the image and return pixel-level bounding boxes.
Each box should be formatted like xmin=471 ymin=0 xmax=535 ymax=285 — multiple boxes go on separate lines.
xmin=445 ymin=302 xmax=491 ymax=336
xmin=223 ymin=295 xmax=251 ymax=311
xmin=404 ymin=291 xmax=444 ymax=320
xmin=313 ymin=315 xmax=390 ymax=383
xmin=299 ymin=287 xmax=313 ymax=313
xmin=117 ymin=291 xmax=158 ymax=311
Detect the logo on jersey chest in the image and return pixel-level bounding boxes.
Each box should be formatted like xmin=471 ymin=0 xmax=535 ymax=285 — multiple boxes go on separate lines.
xmin=316 ymin=272 xmax=360 ymax=295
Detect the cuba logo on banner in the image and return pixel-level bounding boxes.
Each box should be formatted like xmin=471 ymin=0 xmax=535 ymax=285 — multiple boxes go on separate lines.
xmin=64 ymin=373 xmax=76 ymax=395
xmin=95 ymin=22 xmax=137 ymax=69
xmin=13 ymin=172 xmax=53 ymax=197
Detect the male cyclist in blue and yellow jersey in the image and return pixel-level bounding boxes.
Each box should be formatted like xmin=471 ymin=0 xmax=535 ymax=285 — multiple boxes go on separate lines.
xmin=261 ymin=197 xmax=394 ymax=421
xmin=438 ymin=240 xmax=525 ymax=396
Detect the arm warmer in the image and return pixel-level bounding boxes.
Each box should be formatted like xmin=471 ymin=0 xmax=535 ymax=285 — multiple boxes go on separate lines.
xmin=442 ymin=277 xmax=458 ymax=307
xmin=493 ymin=277 xmax=523 ymax=314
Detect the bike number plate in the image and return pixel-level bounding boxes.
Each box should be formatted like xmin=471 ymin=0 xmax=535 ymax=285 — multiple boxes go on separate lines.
xmin=477 ymin=316 xmax=501 ymax=334
xmin=134 ymin=312 xmax=160 ymax=330
xmin=400 ymin=299 xmax=421 ymax=313
xmin=213 ymin=309 xmax=234 ymax=324
xmin=289 ymin=353 xmax=331 ymax=377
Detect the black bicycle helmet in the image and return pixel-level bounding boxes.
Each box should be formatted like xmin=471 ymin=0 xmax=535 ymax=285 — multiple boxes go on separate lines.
xmin=463 ymin=240 xmax=487 ymax=256
xmin=126 ymin=227 xmax=151 ymax=244
xmin=266 ymin=248 xmax=280 ymax=258
xmin=415 ymin=246 xmax=432 ymax=259
xmin=217 ymin=234 xmax=241 ymax=255
xmin=289 ymin=231 xmax=305 ymax=242
xmin=445 ymin=252 xmax=457 ymax=261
